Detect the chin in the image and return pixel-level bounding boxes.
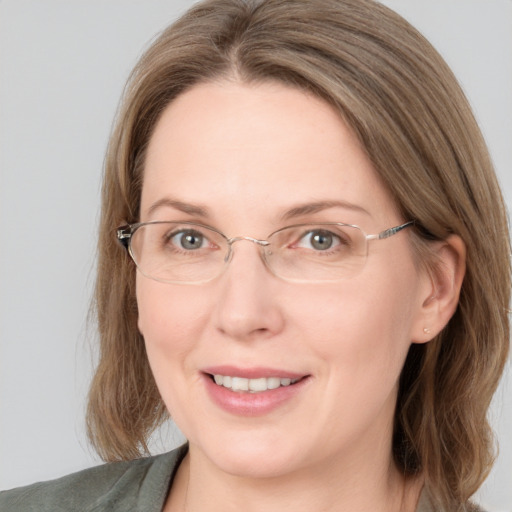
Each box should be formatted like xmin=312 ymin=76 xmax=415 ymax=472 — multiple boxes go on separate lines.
xmin=191 ymin=431 xmax=306 ymax=479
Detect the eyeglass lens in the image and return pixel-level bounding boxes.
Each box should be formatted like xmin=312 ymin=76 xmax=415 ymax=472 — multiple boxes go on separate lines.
xmin=128 ymin=222 xmax=369 ymax=283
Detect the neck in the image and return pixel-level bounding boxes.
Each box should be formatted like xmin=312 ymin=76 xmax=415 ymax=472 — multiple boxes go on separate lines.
xmin=166 ymin=442 xmax=423 ymax=512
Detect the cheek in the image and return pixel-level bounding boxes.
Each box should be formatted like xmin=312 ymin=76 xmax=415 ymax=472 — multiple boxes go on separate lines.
xmin=135 ymin=278 xmax=211 ymax=417
xmin=293 ymin=262 xmax=420 ymax=380
xmin=136 ymin=278 xmax=212 ymax=369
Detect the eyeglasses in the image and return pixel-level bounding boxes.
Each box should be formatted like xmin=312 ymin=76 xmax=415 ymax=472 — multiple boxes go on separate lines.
xmin=117 ymin=220 xmax=414 ymax=284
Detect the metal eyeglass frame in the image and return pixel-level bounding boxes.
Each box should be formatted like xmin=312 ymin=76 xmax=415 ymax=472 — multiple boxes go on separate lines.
xmin=116 ymin=220 xmax=415 ymax=284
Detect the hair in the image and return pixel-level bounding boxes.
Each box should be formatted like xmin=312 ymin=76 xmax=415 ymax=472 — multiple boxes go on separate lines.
xmin=86 ymin=0 xmax=510 ymax=509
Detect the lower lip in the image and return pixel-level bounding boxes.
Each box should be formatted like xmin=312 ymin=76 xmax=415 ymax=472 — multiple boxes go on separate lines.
xmin=203 ymin=374 xmax=310 ymax=416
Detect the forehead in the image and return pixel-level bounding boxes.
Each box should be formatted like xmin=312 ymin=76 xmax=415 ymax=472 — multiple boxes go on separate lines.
xmin=140 ymin=81 xmax=398 ymax=228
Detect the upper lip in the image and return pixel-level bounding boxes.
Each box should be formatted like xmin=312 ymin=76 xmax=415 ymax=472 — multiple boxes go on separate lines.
xmin=202 ymin=365 xmax=307 ymax=379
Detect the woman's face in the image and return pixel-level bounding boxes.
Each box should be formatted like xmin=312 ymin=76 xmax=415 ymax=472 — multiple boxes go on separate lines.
xmin=137 ymin=81 xmax=431 ymax=478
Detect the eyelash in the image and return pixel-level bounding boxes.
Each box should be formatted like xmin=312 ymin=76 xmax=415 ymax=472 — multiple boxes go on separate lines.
xmin=163 ymin=229 xmax=212 ymax=253
xmin=156 ymin=225 xmax=353 ymax=256
xmin=289 ymin=229 xmax=350 ymax=252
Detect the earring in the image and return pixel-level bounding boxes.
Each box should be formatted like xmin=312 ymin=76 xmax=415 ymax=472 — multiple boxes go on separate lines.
xmin=423 ymin=327 xmax=431 ymax=334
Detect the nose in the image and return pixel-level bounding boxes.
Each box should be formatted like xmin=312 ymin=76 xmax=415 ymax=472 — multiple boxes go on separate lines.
xmin=213 ymin=239 xmax=285 ymax=342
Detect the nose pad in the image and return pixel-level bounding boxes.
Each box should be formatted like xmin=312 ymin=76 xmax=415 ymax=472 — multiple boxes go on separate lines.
xmin=224 ymin=236 xmax=271 ymax=266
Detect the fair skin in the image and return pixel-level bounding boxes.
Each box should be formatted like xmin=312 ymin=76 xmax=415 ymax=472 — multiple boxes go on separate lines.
xmin=136 ymin=80 xmax=465 ymax=512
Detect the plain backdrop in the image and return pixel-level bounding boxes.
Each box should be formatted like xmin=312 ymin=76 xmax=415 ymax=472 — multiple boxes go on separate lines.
xmin=1 ymin=1 xmax=511 ymax=510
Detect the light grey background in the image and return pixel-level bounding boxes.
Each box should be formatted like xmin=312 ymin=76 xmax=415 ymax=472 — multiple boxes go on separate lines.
xmin=1 ymin=1 xmax=510 ymax=510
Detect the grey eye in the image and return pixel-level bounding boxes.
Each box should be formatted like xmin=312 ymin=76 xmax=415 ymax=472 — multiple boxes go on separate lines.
xmin=171 ymin=230 xmax=206 ymax=250
xmin=310 ymin=231 xmax=334 ymax=250
xmin=299 ymin=230 xmax=340 ymax=251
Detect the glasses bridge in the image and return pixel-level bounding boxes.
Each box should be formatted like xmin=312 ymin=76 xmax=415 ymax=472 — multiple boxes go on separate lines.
xmin=227 ymin=236 xmax=271 ymax=247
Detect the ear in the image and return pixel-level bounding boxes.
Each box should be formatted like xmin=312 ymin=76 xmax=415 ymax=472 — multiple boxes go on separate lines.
xmin=410 ymin=235 xmax=466 ymax=344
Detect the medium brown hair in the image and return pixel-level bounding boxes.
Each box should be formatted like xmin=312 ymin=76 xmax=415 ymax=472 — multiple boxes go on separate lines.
xmin=87 ymin=1 xmax=510 ymax=509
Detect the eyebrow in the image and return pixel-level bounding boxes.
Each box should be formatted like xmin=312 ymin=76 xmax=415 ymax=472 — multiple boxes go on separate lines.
xmin=280 ymin=200 xmax=372 ymax=221
xmin=146 ymin=198 xmax=210 ymax=218
xmin=146 ymin=197 xmax=371 ymax=221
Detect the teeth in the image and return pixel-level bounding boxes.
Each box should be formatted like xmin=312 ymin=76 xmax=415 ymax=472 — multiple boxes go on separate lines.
xmin=248 ymin=377 xmax=266 ymax=392
xmin=231 ymin=377 xmax=249 ymax=391
xmin=267 ymin=377 xmax=281 ymax=390
xmin=213 ymin=375 xmax=300 ymax=393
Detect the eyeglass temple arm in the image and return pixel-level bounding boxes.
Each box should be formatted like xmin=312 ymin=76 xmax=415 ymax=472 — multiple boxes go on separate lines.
xmin=366 ymin=221 xmax=415 ymax=241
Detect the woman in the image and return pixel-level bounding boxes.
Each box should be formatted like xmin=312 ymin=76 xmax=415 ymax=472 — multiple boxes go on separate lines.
xmin=1 ymin=0 xmax=509 ymax=511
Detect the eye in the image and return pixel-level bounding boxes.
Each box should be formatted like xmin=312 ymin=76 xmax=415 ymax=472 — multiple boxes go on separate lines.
xmin=169 ymin=229 xmax=208 ymax=250
xmin=297 ymin=229 xmax=343 ymax=251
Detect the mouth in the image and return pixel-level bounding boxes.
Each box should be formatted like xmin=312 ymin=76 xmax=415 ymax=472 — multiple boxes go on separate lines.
xmin=202 ymin=368 xmax=310 ymax=415
xmin=210 ymin=374 xmax=302 ymax=393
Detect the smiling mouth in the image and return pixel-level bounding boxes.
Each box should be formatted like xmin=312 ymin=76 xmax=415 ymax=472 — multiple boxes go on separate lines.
xmin=211 ymin=374 xmax=302 ymax=393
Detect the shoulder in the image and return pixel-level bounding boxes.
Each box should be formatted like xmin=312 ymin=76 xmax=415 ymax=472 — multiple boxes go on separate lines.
xmin=0 ymin=445 xmax=187 ymax=512
xmin=417 ymin=487 xmax=488 ymax=512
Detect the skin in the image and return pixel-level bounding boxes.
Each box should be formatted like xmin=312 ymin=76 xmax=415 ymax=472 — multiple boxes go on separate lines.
xmin=136 ymin=80 xmax=463 ymax=512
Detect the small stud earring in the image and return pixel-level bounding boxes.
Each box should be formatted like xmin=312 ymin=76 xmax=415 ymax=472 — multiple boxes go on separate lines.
xmin=423 ymin=327 xmax=431 ymax=334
